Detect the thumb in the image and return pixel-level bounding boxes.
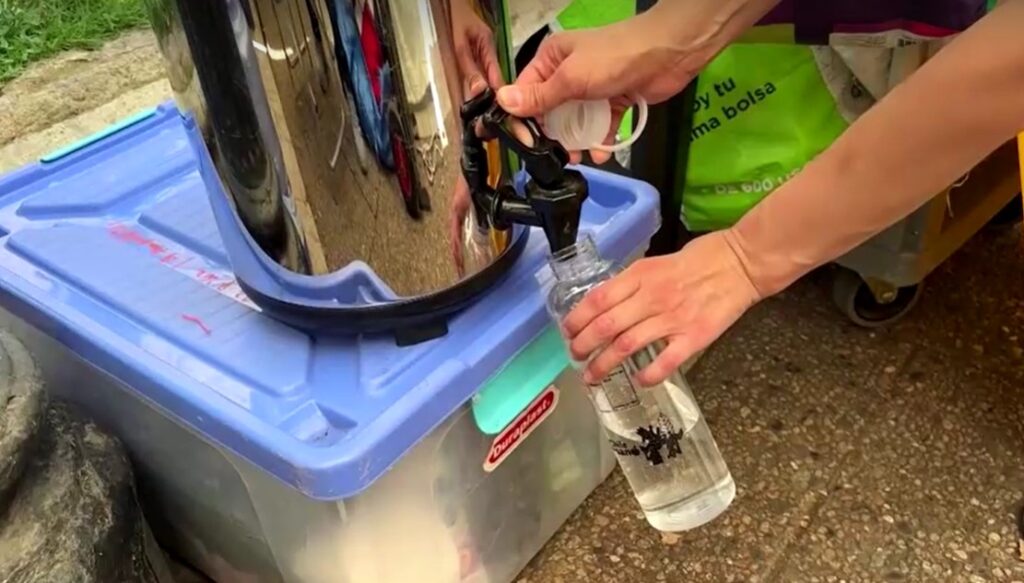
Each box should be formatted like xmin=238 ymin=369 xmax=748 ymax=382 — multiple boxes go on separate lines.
xmin=497 ymin=76 xmax=574 ymax=118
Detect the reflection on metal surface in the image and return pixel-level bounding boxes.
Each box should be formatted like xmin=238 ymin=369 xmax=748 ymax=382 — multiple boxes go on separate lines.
xmin=144 ymin=0 xmax=516 ymax=298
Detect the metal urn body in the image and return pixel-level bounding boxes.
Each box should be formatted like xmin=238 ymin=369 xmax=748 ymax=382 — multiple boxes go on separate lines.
xmin=143 ymin=0 xmax=523 ymax=339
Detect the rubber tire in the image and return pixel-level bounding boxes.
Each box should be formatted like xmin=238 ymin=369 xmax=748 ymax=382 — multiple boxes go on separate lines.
xmin=831 ymin=268 xmax=922 ymax=328
xmin=0 ymin=331 xmax=45 ymax=513
xmin=0 ymin=331 xmax=174 ymax=582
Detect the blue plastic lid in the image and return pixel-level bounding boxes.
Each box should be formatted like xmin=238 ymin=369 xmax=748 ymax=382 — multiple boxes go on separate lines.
xmin=0 ymin=103 xmax=659 ymax=499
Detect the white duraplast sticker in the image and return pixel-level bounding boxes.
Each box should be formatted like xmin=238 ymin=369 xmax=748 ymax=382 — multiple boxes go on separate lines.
xmin=483 ymin=386 xmax=559 ymax=473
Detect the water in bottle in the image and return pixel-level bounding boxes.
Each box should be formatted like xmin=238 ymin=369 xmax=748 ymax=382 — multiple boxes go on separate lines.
xmin=545 ymin=235 xmax=735 ymax=531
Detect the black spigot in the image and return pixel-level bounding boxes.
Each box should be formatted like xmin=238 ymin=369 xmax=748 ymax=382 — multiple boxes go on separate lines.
xmin=459 ymin=88 xmax=588 ymax=253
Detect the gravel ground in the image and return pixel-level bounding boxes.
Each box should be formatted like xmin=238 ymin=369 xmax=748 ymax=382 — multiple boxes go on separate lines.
xmin=0 ymin=30 xmax=170 ymax=174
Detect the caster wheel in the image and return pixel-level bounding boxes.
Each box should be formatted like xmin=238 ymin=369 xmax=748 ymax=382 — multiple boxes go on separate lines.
xmin=831 ymin=269 xmax=922 ymax=328
xmin=987 ymin=197 xmax=1023 ymax=228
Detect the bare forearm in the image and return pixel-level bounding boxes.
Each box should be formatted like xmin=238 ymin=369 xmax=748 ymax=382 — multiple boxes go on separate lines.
xmin=729 ymin=0 xmax=1024 ymax=296
xmin=642 ymin=0 xmax=783 ymax=63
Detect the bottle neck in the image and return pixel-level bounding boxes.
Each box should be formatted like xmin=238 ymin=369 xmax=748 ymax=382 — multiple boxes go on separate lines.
xmin=548 ymin=235 xmax=603 ymax=282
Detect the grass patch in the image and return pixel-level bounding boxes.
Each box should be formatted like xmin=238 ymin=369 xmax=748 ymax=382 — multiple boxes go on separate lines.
xmin=0 ymin=0 xmax=148 ymax=86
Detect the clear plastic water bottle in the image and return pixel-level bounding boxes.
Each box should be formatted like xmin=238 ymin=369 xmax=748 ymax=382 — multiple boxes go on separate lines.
xmin=545 ymin=235 xmax=735 ymax=532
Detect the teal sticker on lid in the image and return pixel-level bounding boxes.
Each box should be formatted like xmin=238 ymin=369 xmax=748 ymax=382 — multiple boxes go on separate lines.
xmin=41 ymin=107 xmax=158 ymax=164
xmin=472 ymin=325 xmax=571 ymax=435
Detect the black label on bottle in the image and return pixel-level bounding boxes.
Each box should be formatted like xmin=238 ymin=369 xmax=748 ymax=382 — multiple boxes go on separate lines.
xmin=608 ymin=415 xmax=685 ymax=467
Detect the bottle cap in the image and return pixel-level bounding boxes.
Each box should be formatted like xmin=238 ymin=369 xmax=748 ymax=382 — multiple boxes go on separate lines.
xmin=542 ymin=97 xmax=648 ymax=153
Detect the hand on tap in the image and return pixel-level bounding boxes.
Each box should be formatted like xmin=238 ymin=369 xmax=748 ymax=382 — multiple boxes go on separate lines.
xmin=448 ymin=0 xmax=503 ymax=275
xmin=512 ymin=0 xmax=1024 ymax=388
xmin=450 ymin=0 xmax=503 ymax=99
xmin=495 ymin=3 xmax=740 ymax=164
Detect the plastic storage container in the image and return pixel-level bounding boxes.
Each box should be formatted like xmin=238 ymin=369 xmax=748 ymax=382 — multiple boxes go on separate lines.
xmin=0 ymin=104 xmax=659 ymax=583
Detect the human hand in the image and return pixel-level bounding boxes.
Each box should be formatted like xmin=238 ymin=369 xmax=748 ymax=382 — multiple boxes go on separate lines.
xmin=562 ymin=230 xmax=764 ymax=387
xmin=448 ymin=1 xmax=501 ymax=272
xmin=496 ymin=10 xmax=707 ymax=164
xmin=449 ymin=175 xmax=472 ymax=275
xmin=450 ymin=0 xmax=503 ymax=98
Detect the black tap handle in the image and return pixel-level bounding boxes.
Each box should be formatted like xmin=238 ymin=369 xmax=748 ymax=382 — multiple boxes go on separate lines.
xmin=459 ymin=90 xmax=587 ymax=252
xmin=459 ymin=89 xmax=495 ymax=196
xmin=460 ymin=87 xmax=496 ymax=123
xmin=479 ymin=108 xmax=570 ymax=189
xmin=460 ymin=88 xmax=571 ymax=190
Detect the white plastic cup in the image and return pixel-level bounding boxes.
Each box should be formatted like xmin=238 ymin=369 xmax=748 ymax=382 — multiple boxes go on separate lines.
xmin=542 ymin=97 xmax=648 ymax=153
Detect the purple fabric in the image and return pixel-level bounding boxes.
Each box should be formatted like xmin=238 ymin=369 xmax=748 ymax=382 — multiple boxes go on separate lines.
xmin=760 ymin=0 xmax=988 ymax=44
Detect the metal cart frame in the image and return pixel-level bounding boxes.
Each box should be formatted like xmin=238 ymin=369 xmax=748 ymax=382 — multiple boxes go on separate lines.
xmin=830 ymin=140 xmax=1021 ymax=326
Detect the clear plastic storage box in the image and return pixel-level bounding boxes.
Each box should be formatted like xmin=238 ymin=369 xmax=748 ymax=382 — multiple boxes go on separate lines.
xmin=0 ymin=105 xmax=659 ymax=583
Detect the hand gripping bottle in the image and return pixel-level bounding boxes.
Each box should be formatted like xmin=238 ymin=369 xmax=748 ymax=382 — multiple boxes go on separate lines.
xmin=545 ymin=235 xmax=735 ymax=532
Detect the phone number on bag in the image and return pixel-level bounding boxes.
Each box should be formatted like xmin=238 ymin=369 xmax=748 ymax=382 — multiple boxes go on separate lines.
xmin=712 ymin=168 xmax=802 ymax=195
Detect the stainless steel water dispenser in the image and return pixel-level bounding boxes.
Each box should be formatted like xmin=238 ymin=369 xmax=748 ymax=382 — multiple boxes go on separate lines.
xmin=144 ymin=0 xmax=544 ymax=339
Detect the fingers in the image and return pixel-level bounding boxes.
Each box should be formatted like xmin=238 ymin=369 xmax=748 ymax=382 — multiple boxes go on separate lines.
xmin=481 ymin=48 xmax=504 ymax=89
xmin=589 ymin=150 xmax=613 ymax=165
xmin=470 ymin=29 xmax=504 ymax=90
xmin=563 ymin=273 xmax=641 ymax=338
xmin=570 ymin=295 xmax=659 ymax=362
xmin=449 ymin=178 xmax=471 ymax=274
xmin=566 ymin=231 xmax=767 ymax=388
xmin=582 ymin=316 xmax=671 ymax=383
xmin=455 ymin=45 xmax=489 ymax=98
xmin=454 ymin=17 xmax=504 ymax=96
xmin=455 ymin=28 xmax=492 ymax=97
xmin=634 ymin=334 xmax=702 ymax=387
xmin=514 ymin=60 xmax=546 ymax=87
xmin=514 ymin=35 xmax=565 ymax=87
xmin=588 ymin=116 xmax=620 ymax=165
xmin=497 ymin=74 xmax=576 ymax=118
xmin=589 ymin=100 xmax=628 ymax=165
xmin=498 ymin=34 xmax=577 ymax=117
xmin=506 ymin=117 xmax=536 ymax=147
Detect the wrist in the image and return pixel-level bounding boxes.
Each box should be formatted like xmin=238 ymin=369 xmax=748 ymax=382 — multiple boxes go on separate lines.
xmin=722 ymin=222 xmax=800 ymax=299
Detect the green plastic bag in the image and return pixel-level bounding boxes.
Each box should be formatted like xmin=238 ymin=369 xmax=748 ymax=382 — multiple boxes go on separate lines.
xmin=679 ymin=44 xmax=849 ymax=232
xmin=556 ymin=0 xmax=634 ymax=28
